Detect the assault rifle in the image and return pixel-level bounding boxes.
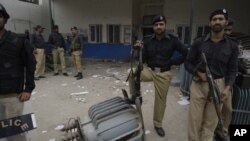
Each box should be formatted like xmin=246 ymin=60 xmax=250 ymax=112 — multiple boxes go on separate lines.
xmin=201 ymin=53 xmax=228 ymax=141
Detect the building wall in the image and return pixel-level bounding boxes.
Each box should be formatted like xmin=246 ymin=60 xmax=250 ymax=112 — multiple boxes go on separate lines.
xmin=165 ymin=0 xmax=250 ymax=36
xmin=52 ymin=0 xmax=132 ymax=43
xmin=1 ymin=0 xmax=51 ymax=39
xmin=138 ymin=0 xmax=250 ymax=41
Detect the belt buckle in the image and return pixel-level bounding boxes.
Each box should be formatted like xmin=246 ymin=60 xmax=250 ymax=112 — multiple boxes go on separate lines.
xmin=154 ymin=67 xmax=161 ymax=73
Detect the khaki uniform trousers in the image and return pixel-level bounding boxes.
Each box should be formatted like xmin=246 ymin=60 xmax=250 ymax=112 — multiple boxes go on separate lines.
xmin=129 ymin=66 xmax=172 ymax=127
xmin=0 ymin=94 xmax=26 ymax=141
xmin=221 ymin=93 xmax=232 ymax=134
xmin=215 ymin=92 xmax=232 ymax=135
xmin=71 ymin=50 xmax=82 ymax=73
xmin=52 ymin=47 xmax=66 ymax=73
xmin=188 ymin=78 xmax=228 ymax=141
xmin=34 ymin=48 xmax=45 ymax=77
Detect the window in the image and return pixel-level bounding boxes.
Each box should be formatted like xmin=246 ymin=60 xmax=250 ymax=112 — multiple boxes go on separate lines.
xmin=143 ymin=15 xmax=156 ymax=25
xmin=107 ymin=25 xmax=120 ymax=44
xmin=176 ymin=25 xmax=190 ymax=44
xmin=89 ymin=24 xmax=102 ymax=43
xmin=19 ymin=0 xmax=39 ymax=5
xmin=196 ymin=25 xmax=210 ymax=38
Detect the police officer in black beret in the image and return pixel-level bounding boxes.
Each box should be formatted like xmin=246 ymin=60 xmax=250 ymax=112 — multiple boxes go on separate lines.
xmin=48 ymin=25 xmax=69 ymax=76
xmin=185 ymin=8 xmax=239 ymax=141
xmin=131 ymin=15 xmax=188 ymax=137
xmin=0 ymin=4 xmax=36 ymax=140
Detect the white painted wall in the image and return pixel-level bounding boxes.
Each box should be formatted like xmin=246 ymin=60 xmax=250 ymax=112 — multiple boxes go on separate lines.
xmin=0 ymin=0 xmax=51 ymax=39
xmin=52 ymin=0 xmax=132 ymax=43
xmin=2 ymin=0 xmax=249 ymax=43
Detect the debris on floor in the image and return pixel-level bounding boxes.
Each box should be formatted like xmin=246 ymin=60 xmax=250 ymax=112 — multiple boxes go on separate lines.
xmin=70 ymin=91 xmax=89 ymax=96
xmin=54 ymin=125 xmax=64 ymax=131
xmin=177 ymin=95 xmax=190 ymax=106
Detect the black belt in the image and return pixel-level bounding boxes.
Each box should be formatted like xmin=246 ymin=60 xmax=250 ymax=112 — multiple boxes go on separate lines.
xmin=150 ymin=66 xmax=170 ymax=73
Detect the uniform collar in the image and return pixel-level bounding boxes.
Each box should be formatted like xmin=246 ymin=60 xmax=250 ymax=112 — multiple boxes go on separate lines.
xmin=204 ymin=33 xmax=226 ymax=42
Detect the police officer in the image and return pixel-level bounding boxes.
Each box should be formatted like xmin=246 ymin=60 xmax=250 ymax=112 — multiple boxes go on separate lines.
xmin=131 ymin=15 xmax=188 ymax=137
xmin=0 ymin=4 xmax=36 ymax=141
xmin=70 ymin=26 xmax=83 ymax=80
xmin=214 ymin=17 xmax=236 ymax=141
xmin=185 ymin=9 xmax=239 ymax=141
xmin=225 ymin=18 xmax=234 ymax=35
xmin=48 ymin=25 xmax=68 ymax=76
xmin=31 ymin=25 xmax=46 ymax=80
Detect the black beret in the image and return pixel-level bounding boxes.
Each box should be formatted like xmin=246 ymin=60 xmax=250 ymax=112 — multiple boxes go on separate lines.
xmin=152 ymin=15 xmax=166 ymax=24
xmin=209 ymin=8 xmax=228 ymax=21
xmin=0 ymin=4 xmax=10 ymax=19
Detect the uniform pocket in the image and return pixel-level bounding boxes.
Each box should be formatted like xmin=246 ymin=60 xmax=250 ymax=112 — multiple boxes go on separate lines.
xmin=218 ymin=50 xmax=231 ymax=64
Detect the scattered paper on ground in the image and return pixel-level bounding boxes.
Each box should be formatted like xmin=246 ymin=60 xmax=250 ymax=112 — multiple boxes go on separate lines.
xmin=145 ymin=130 xmax=151 ymax=134
xmin=54 ymin=125 xmax=64 ymax=130
xmin=178 ymin=95 xmax=190 ymax=105
xmin=92 ymin=75 xmax=100 ymax=78
xmin=61 ymin=83 xmax=67 ymax=86
xmin=70 ymin=91 xmax=89 ymax=96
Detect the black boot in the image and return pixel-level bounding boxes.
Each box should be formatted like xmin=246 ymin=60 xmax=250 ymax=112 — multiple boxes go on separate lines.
xmin=76 ymin=73 xmax=83 ymax=80
xmin=154 ymin=127 xmax=165 ymax=137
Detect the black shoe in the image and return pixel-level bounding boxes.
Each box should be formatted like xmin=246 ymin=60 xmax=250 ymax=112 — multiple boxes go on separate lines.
xmin=34 ymin=77 xmax=40 ymax=80
xmin=39 ymin=76 xmax=46 ymax=78
xmin=76 ymin=73 xmax=83 ymax=80
xmin=54 ymin=73 xmax=59 ymax=76
xmin=214 ymin=132 xmax=229 ymax=141
xmin=154 ymin=127 xmax=165 ymax=137
xmin=63 ymin=73 xmax=68 ymax=76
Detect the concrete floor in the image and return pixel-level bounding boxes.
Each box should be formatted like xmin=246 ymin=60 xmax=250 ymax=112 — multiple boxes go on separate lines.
xmin=2 ymin=61 xmax=190 ymax=141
